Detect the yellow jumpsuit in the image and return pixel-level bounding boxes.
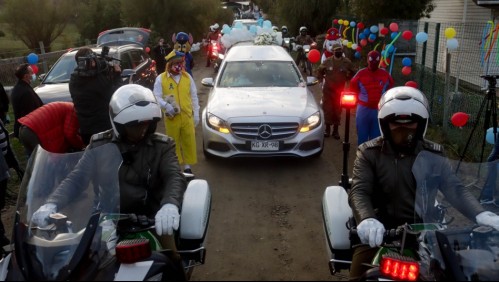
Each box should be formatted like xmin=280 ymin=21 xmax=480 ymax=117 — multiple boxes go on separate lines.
xmin=155 ymin=71 xmax=199 ymax=165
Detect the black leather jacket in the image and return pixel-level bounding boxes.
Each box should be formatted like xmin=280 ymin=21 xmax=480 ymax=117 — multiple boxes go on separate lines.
xmin=349 ymin=137 xmax=485 ymax=229
xmin=47 ymin=130 xmax=186 ymax=216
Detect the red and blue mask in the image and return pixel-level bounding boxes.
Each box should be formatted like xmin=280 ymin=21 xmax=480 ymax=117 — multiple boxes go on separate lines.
xmin=367 ymin=51 xmax=380 ymax=71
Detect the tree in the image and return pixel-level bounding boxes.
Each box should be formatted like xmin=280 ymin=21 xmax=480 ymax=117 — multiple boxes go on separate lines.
xmin=1 ymin=0 xmax=78 ymax=52
xmin=75 ymin=0 xmax=122 ymax=45
xmin=350 ymin=0 xmax=435 ymax=20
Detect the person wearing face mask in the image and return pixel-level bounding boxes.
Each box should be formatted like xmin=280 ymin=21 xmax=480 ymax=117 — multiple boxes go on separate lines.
xmin=350 ymin=50 xmax=394 ymax=145
xmin=10 ymin=63 xmax=44 ymax=144
xmin=316 ymin=43 xmax=356 ymax=139
xmin=153 ymin=50 xmax=200 ymax=177
xmin=347 ymin=86 xmax=499 ymax=280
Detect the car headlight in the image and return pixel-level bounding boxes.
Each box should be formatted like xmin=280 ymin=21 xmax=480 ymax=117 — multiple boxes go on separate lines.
xmin=300 ymin=111 xmax=321 ymax=133
xmin=207 ymin=113 xmax=230 ymax=134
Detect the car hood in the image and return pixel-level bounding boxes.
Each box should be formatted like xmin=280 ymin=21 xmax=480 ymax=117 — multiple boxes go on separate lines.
xmin=207 ymin=87 xmax=317 ymax=119
xmin=34 ymin=83 xmax=72 ymax=103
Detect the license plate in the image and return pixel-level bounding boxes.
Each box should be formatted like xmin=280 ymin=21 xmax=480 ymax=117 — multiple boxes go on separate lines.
xmin=251 ymin=141 xmax=279 ymax=151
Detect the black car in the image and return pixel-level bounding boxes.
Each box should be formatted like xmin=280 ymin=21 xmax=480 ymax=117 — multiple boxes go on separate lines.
xmin=34 ymin=44 xmax=157 ymax=104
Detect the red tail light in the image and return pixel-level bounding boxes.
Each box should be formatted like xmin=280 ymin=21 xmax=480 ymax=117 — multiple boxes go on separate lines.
xmin=340 ymin=91 xmax=357 ymax=108
xmin=116 ymin=238 xmax=151 ymax=264
xmin=380 ymin=253 xmax=419 ymax=281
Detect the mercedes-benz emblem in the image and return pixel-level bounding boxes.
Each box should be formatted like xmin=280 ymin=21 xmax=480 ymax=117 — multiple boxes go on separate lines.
xmin=258 ymin=124 xmax=272 ymax=139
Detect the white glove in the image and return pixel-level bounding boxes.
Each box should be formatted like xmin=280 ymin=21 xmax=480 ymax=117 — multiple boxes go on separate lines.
xmin=155 ymin=203 xmax=180 ymax=236
xmin=194 ymin=114 xmax=200 ymax=127
xmin=32 ymin=203 xmax=57 ymax=227
xmin=476 ymin=211 xmax=499 ymax=231
xmin=165 ymin=103 xmax=176 ymax=118
xmin=357 ymin=218 xmax=385 ymax=248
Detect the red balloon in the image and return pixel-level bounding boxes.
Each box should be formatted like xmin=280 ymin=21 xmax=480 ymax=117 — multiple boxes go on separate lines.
xmin=360 ymin=39 xmax=368 ymax=47
xmin=145 ymin=47 xmax=151 ymax=53
xmin=401 ymin=66 xmax=412 ymax=76
xmin=356 ymin=46 xmax=362 ymax=52
xmin=30 ymin=64 xmax=39 ymax=74
xmin=380 ymin=27 xmax=389 ymax=36
xmin=333 ymin=19 xmax=339 ymax=25
xmin=357 ymin=22 xmax=364 ymax=30
xmin=402 ymin=30 xmax=413 ymax=40
xmin=451 ymin=112 xmax=469 ymax=127
xmin=389 ymin=22 xmax=399 ymax=32
xmin=307 ymin=49 xmax=320 ymax=64
xmin=405 ymin=80 xmax=418 ymax=88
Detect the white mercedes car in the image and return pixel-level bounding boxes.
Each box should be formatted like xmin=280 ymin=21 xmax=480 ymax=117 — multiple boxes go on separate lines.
xmin=200 ymin=42 xmax=324 ymax=159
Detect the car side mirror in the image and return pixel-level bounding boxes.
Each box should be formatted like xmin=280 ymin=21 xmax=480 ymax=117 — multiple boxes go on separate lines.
xmin=201 ymin=77 xmax=214 ymax=87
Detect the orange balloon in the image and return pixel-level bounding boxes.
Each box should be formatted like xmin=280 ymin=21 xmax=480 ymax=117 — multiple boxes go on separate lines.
xmin=307 ymin=49 xmax=321 ymax=64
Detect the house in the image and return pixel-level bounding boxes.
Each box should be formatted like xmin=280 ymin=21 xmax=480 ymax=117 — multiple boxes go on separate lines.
xmin=418 ymin=0 xmax=498 ymax=88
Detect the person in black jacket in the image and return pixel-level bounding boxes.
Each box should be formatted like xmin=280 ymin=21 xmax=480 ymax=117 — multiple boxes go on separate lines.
xmin=69 ymin=47 xmax=124 ymax=145
xmin=152 ymin=38 xmax=172 ymax=75
xmin=0 ymin=83 xmax=10 ymax=124
xmin=10 ymin=63 xmax=43 ymax=144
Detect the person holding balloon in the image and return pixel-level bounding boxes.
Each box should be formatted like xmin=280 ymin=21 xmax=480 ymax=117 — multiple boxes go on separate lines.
xmin=350 ymin=50 xmax=394 ymax=145
xmin=316 ymin=42 xmax=356 ymax=139
xmin=10 ymin=63 xmax=44 ymax=148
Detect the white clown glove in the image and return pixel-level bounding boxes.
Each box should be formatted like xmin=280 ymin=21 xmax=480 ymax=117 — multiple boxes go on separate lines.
xmin=476 ymin=211 xmax=499 ymax=231
xmin=194 ymin=114 xmax=200 ymax=127
xmin=32 ymin=203 xmax=57 ymax=227
xmin=165 ymin=103 xmax=176 ymax=118
xmin=155 ymin=203 xmax=180 ymax=236
xmin=357 ymin=218 xmax=385 ymax=248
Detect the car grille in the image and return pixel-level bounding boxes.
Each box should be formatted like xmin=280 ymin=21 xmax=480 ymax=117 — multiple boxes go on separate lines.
xmin=231 ymin=122 xmax=299 ymax=140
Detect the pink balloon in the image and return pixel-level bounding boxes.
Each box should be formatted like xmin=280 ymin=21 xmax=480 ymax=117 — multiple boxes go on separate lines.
xmin=389 ymin=23 xmax=399 ymax=32
xmin=401 ymin=66 xmax=411 ymax=76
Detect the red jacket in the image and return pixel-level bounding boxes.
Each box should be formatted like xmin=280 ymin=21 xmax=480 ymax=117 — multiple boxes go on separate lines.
xmin=18 ymin=102 xmax=85 ymax=153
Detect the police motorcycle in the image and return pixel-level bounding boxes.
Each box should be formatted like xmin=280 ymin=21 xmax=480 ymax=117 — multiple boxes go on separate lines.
xmin=0 ymin=143 xmax=211 ymax=281
xmin=322 ymin=150 xmax=499 ymax=280
xmin=294 ymin=42 xmax=316 ymax=76
xmin=280 ymin=26 xmax=294 ymax=53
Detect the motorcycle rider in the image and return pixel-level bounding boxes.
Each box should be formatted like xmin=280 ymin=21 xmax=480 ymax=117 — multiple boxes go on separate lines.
xmin=205 ymin=23 xmax=221 ymax=67
xmin=294 ymin=26 xmax=316 ymax=68
xmin=31 ymin=84 xmax=188 ymax=280
xmin=348 ymin=86 xmax=499 ymax=280
xmin=281 ymin=25 xmax=293 ymax=52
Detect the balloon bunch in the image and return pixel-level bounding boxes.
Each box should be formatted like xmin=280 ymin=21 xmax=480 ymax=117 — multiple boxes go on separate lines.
xmin=445 ymin=27 xmax=459 ymax=50
xmin=26 ymin=52 xmax=39 ymax=75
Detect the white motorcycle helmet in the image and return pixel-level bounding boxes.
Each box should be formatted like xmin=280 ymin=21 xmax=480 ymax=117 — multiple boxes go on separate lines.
xmin=272 ymin=26 xmax=278 ymax=32
xmin=281 ymin=25 xmax=288 ymax=33
xmin=299 ymin=26 xmax=307 ymax=34
xmin=378 ymin=86 xmax=430 ymax=142
xmin=109 ymin=84 xmax=162 ymax=139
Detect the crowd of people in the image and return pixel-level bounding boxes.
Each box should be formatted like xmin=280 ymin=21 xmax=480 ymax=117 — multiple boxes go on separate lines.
xmin=0 ymin=20 xmax=499 ymax=280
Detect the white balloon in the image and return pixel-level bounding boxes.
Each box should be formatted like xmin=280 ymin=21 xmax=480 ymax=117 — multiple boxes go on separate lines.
xmin=447 ymin=38 xmax=459 ymax=50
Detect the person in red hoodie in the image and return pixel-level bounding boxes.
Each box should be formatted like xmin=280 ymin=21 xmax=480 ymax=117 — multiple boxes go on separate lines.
xmin=18 ymin=102 xmax=86 ymax=157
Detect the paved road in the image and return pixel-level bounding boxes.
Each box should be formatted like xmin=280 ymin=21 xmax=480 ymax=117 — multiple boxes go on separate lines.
xmin=156 ymin=51 xmax=358 ymax=280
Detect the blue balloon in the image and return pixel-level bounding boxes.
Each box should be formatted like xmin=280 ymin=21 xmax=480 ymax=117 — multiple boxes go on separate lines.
xmin=415 ymin=32 xmax=428 ymax=43
xmin=390 ymin=32 xmax=398 ymax=40
xmin=354 ymin=51 xmax=361 ymax=59
xmin=363 ymin=28 xmax=370 ymax=35
xmin=27 ymin=53 xmax=38 ymax=65
xmin=249 ymin=25 xmax=257 ymax=34
xmin=386 ymin=44 xmax=394 ymax=53
xmin=358 ymin=33 xmax=366 ymax=40
xmin=370 ymin=25 xmax=378 ymax=33
xmin=350 ymin=21 xmax=356 ymax=28
xmin=368 ymin=33 xmax=377 ymax=41
xmin=402 ymin=57 xmax=412 ymax=67
xmin=486 ymin=127 xmax=498 ymax=144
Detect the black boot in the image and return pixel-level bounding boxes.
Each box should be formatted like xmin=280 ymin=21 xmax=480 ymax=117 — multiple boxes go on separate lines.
xmin=324 ymin=125 xmax=331 ymax=137
xmin=332 ymin=125 xmax=340 ymax=140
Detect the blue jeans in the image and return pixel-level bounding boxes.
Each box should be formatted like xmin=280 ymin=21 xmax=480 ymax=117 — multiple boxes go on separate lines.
xmin=482 ymin=140 xmax=499 ymax=200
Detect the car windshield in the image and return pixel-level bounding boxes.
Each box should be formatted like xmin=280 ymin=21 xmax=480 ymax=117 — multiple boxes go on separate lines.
xmin=43 ymin=54 xmax=76 ymax=84
xmin=218 ymin=61 xmax=301 ymax=88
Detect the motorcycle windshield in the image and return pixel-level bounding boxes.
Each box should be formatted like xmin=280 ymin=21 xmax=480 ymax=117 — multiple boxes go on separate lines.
xmin=14 ymin=143 xmax=122 ymax=280
xmin=411 ymin=150 xmax=499 ymax=280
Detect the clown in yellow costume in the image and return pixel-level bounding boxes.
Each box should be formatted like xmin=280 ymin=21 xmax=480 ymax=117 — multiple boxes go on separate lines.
xmin=153 ymin=50 xmax=200 ymax=176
